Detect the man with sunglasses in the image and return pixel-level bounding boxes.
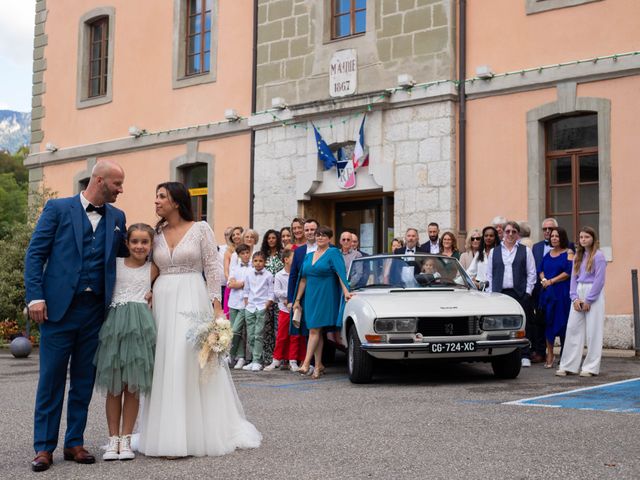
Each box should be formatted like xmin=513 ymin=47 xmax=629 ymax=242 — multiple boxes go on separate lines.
xmin=339 ymin=230 xmax=362 ymax=271
xmin=486 ymin=221 xmax=537 ymax=367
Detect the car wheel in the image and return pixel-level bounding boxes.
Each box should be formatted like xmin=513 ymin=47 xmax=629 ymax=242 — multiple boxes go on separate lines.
xmin=491 ymin=348 xmax=522 ymax=379
xmin=348 ymin=325 xmax=373 ymax=384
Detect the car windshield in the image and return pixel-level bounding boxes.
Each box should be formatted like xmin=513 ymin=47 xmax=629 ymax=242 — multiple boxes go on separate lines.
xmin=347 ymin=254 xmax=475 ymax=290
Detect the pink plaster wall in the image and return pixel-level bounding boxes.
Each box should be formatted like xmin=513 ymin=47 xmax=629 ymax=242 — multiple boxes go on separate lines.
xmin=41 ymin=0 xmax=254 ymax=149
xmin=199 ymin=135 xmax=251 ymax=234
xmin=577 ymin=76 xmax=640 ymax=314
xmin=465 ymin=87 xmax=555 ymax=225
xmin=465 ymin=76 xmax=639 ymax=314
xmin=40 ymin=138 xmax=251 ymax=242
xmin=466 ymin=0 xmax=639 ymax=75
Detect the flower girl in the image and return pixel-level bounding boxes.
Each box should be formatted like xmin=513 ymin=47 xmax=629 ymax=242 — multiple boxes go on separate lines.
xmin=93 ymin=224 xmax=158 ymax=461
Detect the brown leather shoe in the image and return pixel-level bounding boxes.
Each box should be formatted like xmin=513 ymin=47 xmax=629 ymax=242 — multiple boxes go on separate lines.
xmin=31 ymin=451 xmax=53 ymax=472
xmin=530 ymin=352 xmax=545 ymax=364
xmin=63 ymin=446 xmax=96 ymax=464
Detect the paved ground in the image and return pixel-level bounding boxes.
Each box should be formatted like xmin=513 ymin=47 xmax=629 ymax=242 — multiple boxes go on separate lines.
xmin=1 ymin=348 xmax=639 ymax=479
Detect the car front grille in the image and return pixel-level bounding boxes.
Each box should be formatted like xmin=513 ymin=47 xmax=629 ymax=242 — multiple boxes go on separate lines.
xmin=417 ymin=316 xmax=479 ymax=336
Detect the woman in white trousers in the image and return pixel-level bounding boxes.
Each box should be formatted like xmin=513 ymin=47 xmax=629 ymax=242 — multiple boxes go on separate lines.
xmin=556 ymin=226 xmax=607 ymax=377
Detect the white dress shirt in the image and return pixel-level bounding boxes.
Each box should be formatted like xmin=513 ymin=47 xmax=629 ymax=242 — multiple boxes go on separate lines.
xmin=486 ymin=242 xmax=536 ymax=295
xmin=227 ymin=261 xmax=251 ymax=310
xmin=428 ymin=241 xmax=440 ymax=254
xmin=467 ymin=250 xmax=491 ymax=282
xmin=273 ymin=268 xmax=290 ymax=311
xmin=243 ymin=267 xmax=274 ymax=313
xmin=79 ymin=192 xmax=104 ymax=232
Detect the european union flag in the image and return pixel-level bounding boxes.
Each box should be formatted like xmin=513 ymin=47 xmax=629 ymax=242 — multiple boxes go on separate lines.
xmin=313 ymin=124 xmax=336 ymax=170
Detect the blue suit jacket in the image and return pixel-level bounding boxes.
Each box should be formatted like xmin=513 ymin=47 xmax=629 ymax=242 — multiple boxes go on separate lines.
xmin=287 ymin=245 xmax=308 ymax=305
xmin=24 ymin=195 xmax=127 ymax=322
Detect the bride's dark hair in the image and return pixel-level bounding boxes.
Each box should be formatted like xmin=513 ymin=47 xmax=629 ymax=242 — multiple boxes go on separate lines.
xmin=155 ymin=182 xmax=194 ymax=231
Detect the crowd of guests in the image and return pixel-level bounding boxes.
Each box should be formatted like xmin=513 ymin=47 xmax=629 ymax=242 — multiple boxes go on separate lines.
xmin=391 ymin=217 xmax=607 ymax=376
xmin=219 ymin=215 xmax=607 ymax=378
xmin=218 ymin=218 xmax=357 ymax=377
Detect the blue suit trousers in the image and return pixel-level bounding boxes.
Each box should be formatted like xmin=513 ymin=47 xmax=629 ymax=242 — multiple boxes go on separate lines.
xmin=33 ymin=292 xmax=103 ymax=453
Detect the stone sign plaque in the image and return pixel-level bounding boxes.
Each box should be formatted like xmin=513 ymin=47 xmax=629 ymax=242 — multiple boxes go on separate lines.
xmin=329 ymin=49 xmax=357 ymax=97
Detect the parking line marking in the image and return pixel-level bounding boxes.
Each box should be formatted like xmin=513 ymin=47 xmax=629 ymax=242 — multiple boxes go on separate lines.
xmin=504 ymin=377 xmax=640 ymax=414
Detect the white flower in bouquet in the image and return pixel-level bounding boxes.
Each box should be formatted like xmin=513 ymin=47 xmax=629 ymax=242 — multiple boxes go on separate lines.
xmin=183 ymin=312 xmax=233 ymax=370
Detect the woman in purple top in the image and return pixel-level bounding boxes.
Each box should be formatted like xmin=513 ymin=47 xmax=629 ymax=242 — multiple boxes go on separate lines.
xmin=556 ymin=226 xmax=607 ymax=377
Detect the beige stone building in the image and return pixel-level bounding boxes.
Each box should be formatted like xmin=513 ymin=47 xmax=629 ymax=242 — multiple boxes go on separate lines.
xmin=251 ymin=0 xmax=458 ymax=253
xmin=25 ymin=0 xmax=639 ymax=347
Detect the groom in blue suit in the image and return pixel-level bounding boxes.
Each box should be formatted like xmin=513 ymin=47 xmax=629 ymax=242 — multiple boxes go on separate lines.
xmin=24 ymin=160 xmax=127 ymax=472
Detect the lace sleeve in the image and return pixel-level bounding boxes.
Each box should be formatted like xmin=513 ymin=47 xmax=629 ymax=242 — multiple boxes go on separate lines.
xmin=199 ymin=222 xmax=222 ymax=303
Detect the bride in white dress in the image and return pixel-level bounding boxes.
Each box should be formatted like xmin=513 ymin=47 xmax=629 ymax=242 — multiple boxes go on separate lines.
xmin=138 ymin=182 xmax=261 ymax=457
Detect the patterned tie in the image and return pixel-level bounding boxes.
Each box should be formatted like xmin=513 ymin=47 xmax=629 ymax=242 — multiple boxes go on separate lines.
xmin=255 ymin=270 xmax=264 ymax=275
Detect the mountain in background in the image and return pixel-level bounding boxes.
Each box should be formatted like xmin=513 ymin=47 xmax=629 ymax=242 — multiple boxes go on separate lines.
xmin=0 ymin=110 xmax=31 ymax=153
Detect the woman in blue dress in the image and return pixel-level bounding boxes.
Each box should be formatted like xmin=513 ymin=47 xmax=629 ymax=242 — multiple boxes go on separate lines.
xmin=292 ymin=226 xmax=352 ymax=379
xmin=538 ymin=226 xmax=574 ymax=368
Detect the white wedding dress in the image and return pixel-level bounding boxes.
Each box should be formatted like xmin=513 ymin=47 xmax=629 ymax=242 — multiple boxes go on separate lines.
xmin=138 ymin=221 xmax=261 ymax=457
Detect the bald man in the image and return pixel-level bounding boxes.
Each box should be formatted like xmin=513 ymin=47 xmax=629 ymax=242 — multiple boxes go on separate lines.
xmin=25 ymin=160 xmax=128 ymax=471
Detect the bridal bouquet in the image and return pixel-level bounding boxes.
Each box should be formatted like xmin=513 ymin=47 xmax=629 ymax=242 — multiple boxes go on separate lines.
xmin=184 ymin=312 xmax=233 ymax=370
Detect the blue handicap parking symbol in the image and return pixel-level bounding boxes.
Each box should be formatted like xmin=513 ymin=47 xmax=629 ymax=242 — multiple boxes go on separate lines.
xmin=505 ymin=378 xmax=640 ymax=414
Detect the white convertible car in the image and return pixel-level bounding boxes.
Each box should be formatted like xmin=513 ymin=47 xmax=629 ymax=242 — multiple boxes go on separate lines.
xmin=340 ymin=254 xmax=529 ymax=383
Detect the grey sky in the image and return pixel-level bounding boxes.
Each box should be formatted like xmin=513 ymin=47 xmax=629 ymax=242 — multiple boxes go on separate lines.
xmin=0 ymin=1 xmax=36 ymax=112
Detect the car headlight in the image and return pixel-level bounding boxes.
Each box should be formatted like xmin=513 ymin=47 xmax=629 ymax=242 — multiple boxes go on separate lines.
xmin=395 ymin=318 xmax=417 ymax=332
xmin=374 ymin=318 xmax=417 ymax=333
xmin=481 ymin=315 xmax=523 ymax=331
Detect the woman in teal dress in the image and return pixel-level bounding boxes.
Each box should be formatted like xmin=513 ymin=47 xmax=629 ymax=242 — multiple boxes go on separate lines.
xmin=292 ymin=226 xmax=352 ymax=379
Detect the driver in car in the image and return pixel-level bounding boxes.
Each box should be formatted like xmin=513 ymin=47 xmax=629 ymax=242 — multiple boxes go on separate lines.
xmin=421 ymin=258 xmax=442 ymax=279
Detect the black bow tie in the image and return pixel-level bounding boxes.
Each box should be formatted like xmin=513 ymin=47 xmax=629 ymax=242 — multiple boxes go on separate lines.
xmin=544 ymin=240 xmax=550 ymax=246
xmin=255 ymin=270 xmax=264 ymax=275
xmin=86 ymin=204 xmax=106 ymax=216
xmin=240 ymin=263 xmax=249 ymax=267
xmin=406 ymin=249 xmax=415 ymax=253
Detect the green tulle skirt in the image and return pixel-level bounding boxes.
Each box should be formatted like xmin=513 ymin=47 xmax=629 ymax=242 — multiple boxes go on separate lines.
xmin=94 ymin=302 xmax=156 ymax=395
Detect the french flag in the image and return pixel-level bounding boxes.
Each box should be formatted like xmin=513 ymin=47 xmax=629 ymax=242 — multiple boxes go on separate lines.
xmin=352 ymin=115 xmax=369 ymax=169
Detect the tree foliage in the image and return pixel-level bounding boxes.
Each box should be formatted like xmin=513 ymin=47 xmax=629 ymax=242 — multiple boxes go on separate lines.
xmin=0 ymin=148 xmax=53 ymax=335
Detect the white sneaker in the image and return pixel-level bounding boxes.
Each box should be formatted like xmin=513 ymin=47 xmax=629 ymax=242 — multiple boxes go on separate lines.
xmin=263 ymin=360 xmax=281 ymax=371
xmin=233 ymin=358 xmax=246 ymax=370
xmin=521 ymin=358 xmax=531 ymax=367
xmin=119 ymin=434 xmax=135 ymax=460
xmin=102 ymin=435 xmax=120 ymax=461
xmin=242 ymin=362 xmax=256 ymax=371
xmin=289 ymin=360 xmax=299 ymax=372
xmin=251 ymin=363 xmax=263 ymax=372
xmin=555 ymin=369 xmax=567 ymax=376
xmin=579 ymin=370 xmax=595 ymax=377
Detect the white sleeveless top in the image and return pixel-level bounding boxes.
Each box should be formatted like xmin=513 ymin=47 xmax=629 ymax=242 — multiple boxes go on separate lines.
xmin=110 ymin=258 xmax=152 ymax=307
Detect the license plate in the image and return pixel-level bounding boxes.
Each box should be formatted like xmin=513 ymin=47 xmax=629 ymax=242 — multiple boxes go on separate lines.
xmin=429 ymin=341 xmax=476 ymax=353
